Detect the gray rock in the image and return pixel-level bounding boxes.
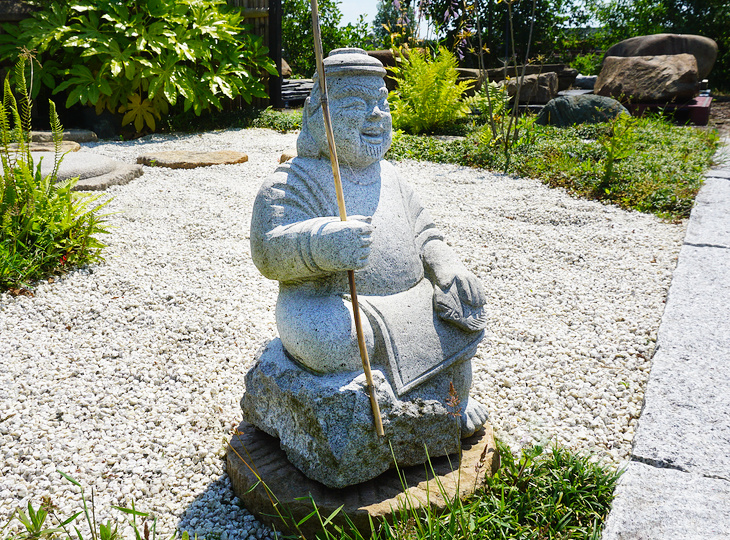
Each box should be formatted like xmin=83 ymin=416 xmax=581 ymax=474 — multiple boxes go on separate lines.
xmin=485 ymin=64 xmax=578 ymax=91
xmin=602 ymin=462 xmax=730 ymax=540
xmin=573 ymin=74 xmax=597 ymax=90
xmin=595 ymin=54 xmax=699 ymax=102
xmin=34 ymin=151 xmax=143 ymax=191
xmin=683 ymin=176 xmax=730 ymax=248
xmin=241 ymin=339 xmax=464 ymax=489
xmin=605 ymin=33 xmax=718 ymax=80
xmin=502 ymin=72 xmax=558 ymax=104
xmin=536 ymin=95 xmax=628 ymax=127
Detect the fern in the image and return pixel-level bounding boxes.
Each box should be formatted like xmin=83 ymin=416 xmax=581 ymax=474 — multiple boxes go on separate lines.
xmin=0 ymin=58 xmax=111 ymax=292
xmin=388 ymin=47 xmax=473 ymax=134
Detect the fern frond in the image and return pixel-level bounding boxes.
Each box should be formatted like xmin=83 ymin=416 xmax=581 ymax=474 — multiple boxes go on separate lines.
xmin=49 ymin=100 xmax=64 ymax=182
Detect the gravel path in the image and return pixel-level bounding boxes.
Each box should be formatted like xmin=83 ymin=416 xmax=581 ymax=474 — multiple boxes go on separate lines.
xmin=1 ymin=128 xmax=686 ymax=539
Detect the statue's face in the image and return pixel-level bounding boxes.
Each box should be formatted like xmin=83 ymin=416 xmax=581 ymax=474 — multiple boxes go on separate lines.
xmin=311 ymin=75 xmax=392 ymax=169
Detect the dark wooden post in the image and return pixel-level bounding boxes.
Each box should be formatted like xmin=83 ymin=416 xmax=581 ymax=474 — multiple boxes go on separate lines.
xmin=268 ymin=0 xmax=283 ymax=108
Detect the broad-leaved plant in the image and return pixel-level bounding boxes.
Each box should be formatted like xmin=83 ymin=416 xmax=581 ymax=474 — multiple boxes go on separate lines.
xmin=0 ymin=0 xmax=277 ymax=133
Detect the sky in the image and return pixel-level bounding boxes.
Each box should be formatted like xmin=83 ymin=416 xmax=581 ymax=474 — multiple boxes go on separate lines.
xmin=339 ymin=0 xmax=380 ymax=27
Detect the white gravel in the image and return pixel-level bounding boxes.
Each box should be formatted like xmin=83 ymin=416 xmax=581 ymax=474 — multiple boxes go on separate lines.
xmin=0 ymin=128 xmax=686 ymax=538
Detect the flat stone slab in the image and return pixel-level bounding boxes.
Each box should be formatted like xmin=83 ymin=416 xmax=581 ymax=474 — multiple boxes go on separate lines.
xmin=34 ymin=152 xmax=143 ymax=191
xmin=31 ymin=129 xmax=98 ymax=143
xmin=602 ymin=462 xmax=730 ymax=539
xmin=227 ymin=421 xmax=499 ymax=538
xmin=706 ymin=167 xmax=730 ymax=179
xmin=683 ymin=177 xmax=730 ymax=247
xmin=137 ymin=150 xmax=248 ymax=169
xmin=10 ymin=141 xmax=81 ymax=153
xmin=630 ymin=245 xmax=730 ymax=479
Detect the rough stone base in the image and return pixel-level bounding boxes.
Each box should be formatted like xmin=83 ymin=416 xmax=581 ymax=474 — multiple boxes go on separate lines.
xmin=241 ymin=339 xmax=478 ymax=488
xmin=226 ymin=421 xmax=499 ymax=538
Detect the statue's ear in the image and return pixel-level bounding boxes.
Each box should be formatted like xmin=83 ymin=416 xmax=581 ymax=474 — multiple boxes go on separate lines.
xmin=297 ymin=97 xmax=319 ymax=158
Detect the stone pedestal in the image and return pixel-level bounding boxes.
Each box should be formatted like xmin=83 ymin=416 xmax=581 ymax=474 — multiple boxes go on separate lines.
xmin=226 ymin=421 xmax=499 ymax=538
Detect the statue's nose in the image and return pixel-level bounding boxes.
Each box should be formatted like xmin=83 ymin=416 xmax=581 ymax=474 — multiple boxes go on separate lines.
xmin=368 ymin=105 xmax=386 ymax=119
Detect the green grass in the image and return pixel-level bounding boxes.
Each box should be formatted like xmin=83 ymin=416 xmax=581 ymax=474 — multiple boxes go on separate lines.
xmin=2 ymin=441 xmax=621 ymax=540
xmin=387 ymin=115 xmax=719 ymax=220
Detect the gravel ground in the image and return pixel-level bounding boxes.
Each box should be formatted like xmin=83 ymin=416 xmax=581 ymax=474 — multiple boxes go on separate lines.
xmin=0 ymin=128 xmax=686 ymax=539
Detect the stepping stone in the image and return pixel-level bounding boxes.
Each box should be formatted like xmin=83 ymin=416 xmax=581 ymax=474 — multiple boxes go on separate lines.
xmin=31 ymin=129 xmax=98 ymax=143
xmin=227 ymin=421 xmax=499 ymax=538
xmin=34 ymin=152 xmax=143 ymax=191
xmin=136 ymin=150 xmax=248 ymax=169
xmin=11 ymin=141 xmax=81 ymax=152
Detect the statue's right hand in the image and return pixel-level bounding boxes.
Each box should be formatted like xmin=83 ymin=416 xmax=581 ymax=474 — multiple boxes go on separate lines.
xmin=311 ymin=216 xmax=373 ymax=272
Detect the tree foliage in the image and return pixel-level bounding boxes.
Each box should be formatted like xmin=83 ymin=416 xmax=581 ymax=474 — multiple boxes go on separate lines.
xmin=373 ymin=0 xmax=417 ymax=49
xmin=282 ymin=0 xmax=372 ymax=77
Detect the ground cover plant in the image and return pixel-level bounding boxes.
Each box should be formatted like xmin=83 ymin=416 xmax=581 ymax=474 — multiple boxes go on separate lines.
xmin=0 ymin=60 xmax=109 ymax=294
xmin=387 ymin=114 xmax=719 ymax=220
xmin=2 ymin=440 xmax=620 ymax=540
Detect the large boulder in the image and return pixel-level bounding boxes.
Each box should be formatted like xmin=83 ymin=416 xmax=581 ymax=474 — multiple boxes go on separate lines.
xmin=485 ymin=64 xmax=578 ymax=91
xmin=595 ymin=54 xmax=699 ymax=102
xmin=502 ymin=72 xmax=558 ymax=104
xmin=605 ymin=33 xmax=718 ymax=79
xmin=536 ymin=95 xmax=629 ymax=127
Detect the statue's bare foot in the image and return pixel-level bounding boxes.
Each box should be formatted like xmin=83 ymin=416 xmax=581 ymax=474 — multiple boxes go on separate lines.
xmin=460 ymin=398 xmax=489 ymax=438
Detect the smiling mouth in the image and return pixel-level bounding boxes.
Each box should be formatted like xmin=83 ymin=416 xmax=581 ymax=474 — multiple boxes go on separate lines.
xmin=361 ymin=131 xmax=383 ymax=144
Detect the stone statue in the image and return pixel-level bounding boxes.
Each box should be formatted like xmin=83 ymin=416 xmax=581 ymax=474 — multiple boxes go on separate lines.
xmin=241 ymin=48 xmax=489 ymax=488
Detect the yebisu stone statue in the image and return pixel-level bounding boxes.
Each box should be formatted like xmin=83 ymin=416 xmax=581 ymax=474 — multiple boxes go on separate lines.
xmin=241 ymin=48 xmax=489 ymax=488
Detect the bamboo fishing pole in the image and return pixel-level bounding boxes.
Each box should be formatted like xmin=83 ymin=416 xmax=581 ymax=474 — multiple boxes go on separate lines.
xmin=309 ymin=0 xmax=385 ymax=438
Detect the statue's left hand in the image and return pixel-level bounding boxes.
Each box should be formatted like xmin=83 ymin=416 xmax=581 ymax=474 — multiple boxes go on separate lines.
xmin=432 ymin=266 xmax=488 ymax=332
xmin=432 ymin=265 xmax=486 ymax=308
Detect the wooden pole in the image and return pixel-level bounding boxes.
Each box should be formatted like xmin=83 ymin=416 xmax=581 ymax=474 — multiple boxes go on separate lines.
xmin=309 ymin=0 xmax=385 ymax=437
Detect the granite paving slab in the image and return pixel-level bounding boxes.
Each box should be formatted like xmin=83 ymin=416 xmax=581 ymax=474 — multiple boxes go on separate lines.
xmin=602 ymin=462 xmax=730 ymax=540
xmin=684 ymin=176 xmax=730 ymax=247
xmin=602 ymin=141 xmax=730 ymax=538
xmin=706 ymin=167 xmax=730 ymax=179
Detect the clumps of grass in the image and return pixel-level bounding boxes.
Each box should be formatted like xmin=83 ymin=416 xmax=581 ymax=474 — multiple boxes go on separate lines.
xmin=387 ymin=114 xmax=719 ymax=220
xmin=1 ymin=471 xmax=164 ymax=540
xmin=475 ymin=441 xmax=621 ymax=539
xmin=0 ymin=59 xmax=110 ymax=294
xmin=4 ymin=441 xmax=620 ymax=540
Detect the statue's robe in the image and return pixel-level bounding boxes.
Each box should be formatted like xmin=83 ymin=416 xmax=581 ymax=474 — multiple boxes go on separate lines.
xmin=250 ymin=157 xmax=483 ymax=395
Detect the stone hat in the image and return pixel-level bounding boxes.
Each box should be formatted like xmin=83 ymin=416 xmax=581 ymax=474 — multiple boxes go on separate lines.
xmin=317 ymin=48 xmax=386 ymax=78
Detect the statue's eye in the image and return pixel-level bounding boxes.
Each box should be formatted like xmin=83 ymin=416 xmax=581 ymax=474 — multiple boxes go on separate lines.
xmin=341 ymin=98 xmax=366 ymax=111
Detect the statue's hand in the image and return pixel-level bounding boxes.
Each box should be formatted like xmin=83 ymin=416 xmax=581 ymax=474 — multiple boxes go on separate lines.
xmin=433 ymin=267 xmax=487 ymax=332
xmin=432 ymin=265 xmax=486 ymax=308
xmin=311 ymin=215 xmax=373 ymax=272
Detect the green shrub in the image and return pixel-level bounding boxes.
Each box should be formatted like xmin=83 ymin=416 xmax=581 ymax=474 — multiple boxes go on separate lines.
xmin=388 ymin=47 xmax=473 ymax=134
xmin=0 ymin=60 xmax=109 ymax=293
xmin=251 ymin=107 xmax=302 ymax=132
xmin=569 ymin=53 xmax=603 ymax=76
xmin=0 ymin=0 xmax=277 ymax=134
